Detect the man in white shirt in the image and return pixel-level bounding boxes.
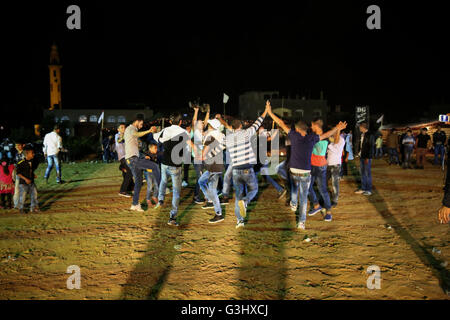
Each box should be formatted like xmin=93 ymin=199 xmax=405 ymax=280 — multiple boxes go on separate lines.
xmin=327 ymin=128 xmax=346 ymax=207
xmin=43 ymin=124 xmax=63 ymax=184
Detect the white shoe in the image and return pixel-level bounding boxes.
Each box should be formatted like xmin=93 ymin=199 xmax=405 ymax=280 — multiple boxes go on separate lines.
xmin=182 ymin=181 xmax=188 ymax=188
xmin=363 ymin=191 xmax=372 ymax=196
xmin=297 ymin=221 xmax=306 ymax=230
xmin=130 ymin=204 xmax=144 ymax=212
xmin=165 ymin=188 xmax=171 ymax=195
xmin=236 ymin=221 xmax=245 ymax=229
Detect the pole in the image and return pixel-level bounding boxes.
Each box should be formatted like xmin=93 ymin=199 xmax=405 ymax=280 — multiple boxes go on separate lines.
xmin=99 ymin=111 xmax=104 ymax=157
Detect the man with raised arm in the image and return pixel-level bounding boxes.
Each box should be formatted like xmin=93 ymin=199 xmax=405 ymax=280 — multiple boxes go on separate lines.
xmin=208 ymin=101 xmax=271 ymax=228
xmin=188 ymin=104 xmax=209 ymax=204
xmin=267 ymin=104 xmax=347 ymax=230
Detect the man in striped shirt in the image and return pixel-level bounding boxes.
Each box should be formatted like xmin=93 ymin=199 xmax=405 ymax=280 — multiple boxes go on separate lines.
xmin=208 ymin=101 xmax=270 ymax=228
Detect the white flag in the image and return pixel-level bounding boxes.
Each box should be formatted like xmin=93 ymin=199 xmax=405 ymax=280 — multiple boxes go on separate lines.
xmin=98 ymin=111 xmax=104 ymax=124
xmin=376 ymin=114 xmax=384 ymax=123
xmin=223 ymin=93 xmax=229 ymax=104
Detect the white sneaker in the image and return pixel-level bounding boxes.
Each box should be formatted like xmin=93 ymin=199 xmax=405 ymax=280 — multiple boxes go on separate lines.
xmin=130 ymin=204 xmax=144 ymax=212
xmin=297 ymin=221 xmax=306 ymax=230
xmin=165 ymin=188 xmax=171 ymax=195
xmin=182 ymin=181 xmax=188 ymax=188
xmin=236 ymin=221 xmax=245 ymax=229
xmin=363 ymin=191 xmax=372 ymax=196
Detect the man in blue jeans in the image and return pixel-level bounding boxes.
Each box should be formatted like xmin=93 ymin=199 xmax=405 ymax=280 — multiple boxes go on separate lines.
xmin=153 ymin=113 xmax=196 ymax=226
xmin=267 ymin=104 xmax=347 ymax=230
xmin=198 ymin=119 xmax=227 ymax=223
xmin=209 ymin=102 xmax=271 ymax=228
xmin=191 ymin=105 xmax=209 ymax=204
xmin=124 ymin=117 xmax=161 ymax=212
xmin=307 ymin=119 xmax=333 ymax=221
xmin=43 ymin=124 xmax=63 ymax=184
xmin=433 ymin=126 xmax=447 ymax=166
xmin=355 ymin=122 xmax=374 ymax=196
xmin=327 ymin=130 xmax=346 ymax=209
xmin=254 ymin=126 xmax=286 ymax=198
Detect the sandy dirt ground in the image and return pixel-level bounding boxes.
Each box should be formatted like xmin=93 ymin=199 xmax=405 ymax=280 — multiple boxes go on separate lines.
xmin=0 ymin=158 xmax=449 ymax=300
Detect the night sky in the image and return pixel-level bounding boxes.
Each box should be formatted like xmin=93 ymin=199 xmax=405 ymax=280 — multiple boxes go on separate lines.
xmin=2 ymin=1 xmax=450 ymax=127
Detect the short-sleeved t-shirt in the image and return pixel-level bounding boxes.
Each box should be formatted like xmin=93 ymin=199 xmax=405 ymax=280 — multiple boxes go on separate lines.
xmin=288 ymin=130 xmax=320 ymax=171
xmin=16 ymin=158 xmax=39 ymax=185
xmin=327 ymin=136 xmax=346 ymax=166
xmin=417 ymin=134 xmax=430 ymax=149
xmin=124 ymin=125 xmax=140 ymax=159
xmin=311 ymin=140 xmax=329 ymax=167
xmin=375 ymin=137 xmax=383 ymax=148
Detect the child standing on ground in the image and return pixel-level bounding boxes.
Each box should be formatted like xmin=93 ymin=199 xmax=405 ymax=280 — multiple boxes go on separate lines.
xmin=375 ymin=135 xmax=383 ymax=159
xmin=16 ymin=145 xmax=40 ymax=213
xmin=0 ymin=158 xmax=15 ymax=209
xmin=143 ymin=143 xmax=160 ymax=207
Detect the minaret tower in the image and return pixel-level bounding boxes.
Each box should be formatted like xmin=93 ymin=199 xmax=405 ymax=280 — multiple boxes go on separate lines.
xmin=49 ymin=43 xmax=62 ymax=110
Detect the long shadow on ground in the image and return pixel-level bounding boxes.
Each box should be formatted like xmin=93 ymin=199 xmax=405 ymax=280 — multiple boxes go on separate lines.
xmin=237 ymin=180 xmax=296 ymax=299
xmin=120 ymin=189 xmax=195 ymax=299
xmin=37 ymin=164 xmax=114 ymax=212
xmin=351 ymin=160 xmax=449 ymax=294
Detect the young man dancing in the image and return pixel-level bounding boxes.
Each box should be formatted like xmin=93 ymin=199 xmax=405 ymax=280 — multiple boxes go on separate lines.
xmin=208 ymin=102 xmax=271 ymax=228
xmin=326 ymin=126 xmax=346 ymax=210
xmin=307 ymin=119 xmax=334 ymax=221
xmin=267 ymin=105 xmax=347 ymax=230
xmin=124 ymin=117 xmax=161 ymax=212
xmin=153 ymin=113 xmax=196 ymax=227
xmin=199 ymin=119 xmax=227 ymax=223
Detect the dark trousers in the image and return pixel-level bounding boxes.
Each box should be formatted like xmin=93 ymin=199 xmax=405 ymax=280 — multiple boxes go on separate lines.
xmin=183 ymin=163 xmax=190 ymax=182
xmin=127 ymin=157 xmax=161 ymax=206
xmin=119 ymin=158 xmax=134 ymax=193
xmin=193 ymin=163 xmax=203 ymax=199
xmin=342 ymin=150 xmax=349 ymax=176
xmin=1 ymin=193 xmax=12 ymax=208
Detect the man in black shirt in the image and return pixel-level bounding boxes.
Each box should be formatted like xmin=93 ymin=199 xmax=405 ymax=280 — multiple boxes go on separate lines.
xmin=355 ymin=122 xmax=375 ymax=196
xmin=416 ymin=128 xmax=431 ymax=169
xmin=16 ymin=145 xmax=39 ymax=213
xmin=153 ymin=113 xmax=196 ymax=226
xmin=439 ymin=147 xmax=450 ymax=224
xmin=433 ymin=126 xmax=447 ymax=166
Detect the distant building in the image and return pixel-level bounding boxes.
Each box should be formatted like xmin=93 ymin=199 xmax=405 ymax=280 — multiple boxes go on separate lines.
xmin=43 ymin=108 xmax=154 ymax=136
xmin=49 ymin=43 xmax=62 ymax=110
xmin=239 ymin=91 xmax=329 ymax=123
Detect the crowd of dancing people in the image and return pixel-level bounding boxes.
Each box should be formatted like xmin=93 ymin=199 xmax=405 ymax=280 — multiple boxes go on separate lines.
xmin=112 ymin=101 xmax=356 ymax=229
xmin=1 ymin=101 xmax=449 ymax=226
